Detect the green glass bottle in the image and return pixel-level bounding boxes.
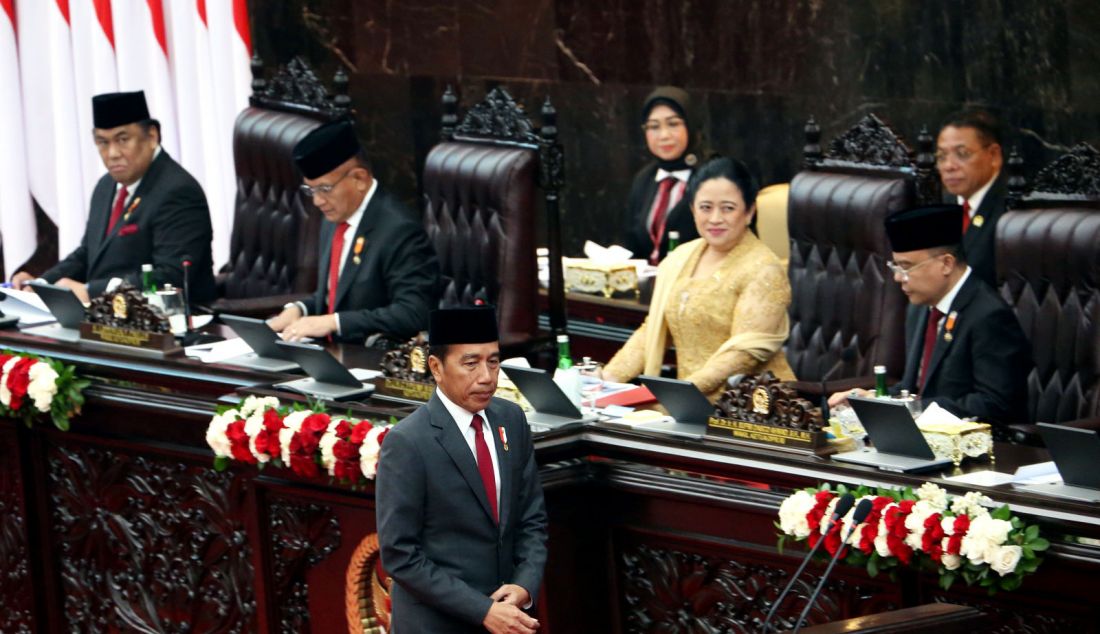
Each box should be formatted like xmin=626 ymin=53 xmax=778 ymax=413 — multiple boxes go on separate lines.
xmin=141 ymin=263 xmax=156 ymax=295
xmin=556 ymin=334 xmax=573 ymax=370
xmin=667 ymin=230 xmax=681 ymax=252
xmin=874 ymin=365 xmax=888 ymax=397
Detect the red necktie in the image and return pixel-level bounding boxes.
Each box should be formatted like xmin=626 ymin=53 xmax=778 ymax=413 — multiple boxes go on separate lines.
xmin=919 ymin=307 xmax=944 ymax=391
xmin=648 ymin=177 xmax=676 ymax=264
xmin=470 ymin=414 xmax=498 ymax=523
xmin=961 ymin=200 xmax=972 ymax=234
xmin=106 ymin=185 xmax=129 ymax=236
xmin=326 ymin=222 xmax=350 ymax=313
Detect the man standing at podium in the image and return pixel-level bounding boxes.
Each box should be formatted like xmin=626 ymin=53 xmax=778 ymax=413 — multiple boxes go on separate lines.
xmin=12 ymin=91 xmax=216 ymax=303
xmin=829 ymin=204 xmax=1031 ymax=424
xmin=269 ymin=120 xmax=439 ymax=344
xmin=377 ymin=306 xmax=547 ymax=633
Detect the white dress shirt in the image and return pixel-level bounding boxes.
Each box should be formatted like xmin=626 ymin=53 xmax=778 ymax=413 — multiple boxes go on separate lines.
xmin=645 ymin=167 xmax=691 ymax=227
xmin=957 ymin=171 xmax=1000 ymax=220
xmin=436 ymin=388 xmax=502 ymax=509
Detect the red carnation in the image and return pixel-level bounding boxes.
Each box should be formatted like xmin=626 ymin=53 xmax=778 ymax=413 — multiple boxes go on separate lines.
xmin=377 ymin=427 xmax=389 ymax=446
xmin=6 ymin=357 xmax=36 ymax=411
xmin=823 ymin=523 xmax=847 ymax=558
xmin=946 ymin=514 xmax=970 ymax=555
xmin=263 ymin=408 xmax=284 ymax=432
xmin=225 ymin=419 xmax=257 ymax=464
xmin=289 ymin=453 xmax=319 ymax=478
xmin=334 ymin=419 xmax=353 ymax=440
xmin=807 ymin=490 xmax=836 ymax=534
xmin=883 ymin=501 xmax=915 ymax=565
xmin=858 ymin=496 xmax=893 ymax=554
xmin=350 ymin=421 xmax=372 ymax=444
xmin=921 ymin=513 xmax=945 ymax=561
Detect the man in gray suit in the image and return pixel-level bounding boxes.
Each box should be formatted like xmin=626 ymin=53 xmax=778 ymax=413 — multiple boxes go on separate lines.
xmin=376 ymin=306 xmax=548 ymax=633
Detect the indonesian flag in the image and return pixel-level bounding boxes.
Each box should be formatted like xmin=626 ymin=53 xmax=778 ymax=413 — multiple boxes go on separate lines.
xmin=112 ymin=0 xmax=179 ymax=157
xmin=164 ymin=0 xmax=251 ymax=269
xmin=18 ymin=0 xmax=87 ymax=256
xmin=0 ymin=0 xmax=35 ymax=277
xmin=70 ymin=0 xmax=119 ymax=200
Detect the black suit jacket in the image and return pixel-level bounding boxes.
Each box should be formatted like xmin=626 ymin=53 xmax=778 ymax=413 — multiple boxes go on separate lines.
xmin=892 ymin=273 xmax=1031 ymax=423
xmin=304 ymin=187 xmax=439 ymax=343
xmin=956 ymin=171 xmax=1007 ymax=288
xmin=622 ymin=162 xmax=699 ymax=261
xmin=376 ymin=394 xmax=548 ymax=633
xmin=42 ymin=151 xmax=216 ymax=302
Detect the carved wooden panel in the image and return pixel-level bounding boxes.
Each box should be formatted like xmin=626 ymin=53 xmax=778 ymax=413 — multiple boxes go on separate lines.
xmin=48 ymin=443 xmax=257 ymax=632
xmin=1026 ymin=142 xmax=1100 ymax=199
xmin=930 ymin=594 xmax=1091 ymax=633
xmin=0 ymin=425 xmax=33 ymax=633
xmin=824 ymin=113 xmax=913 ymax=168
xmin=268 ymin=499 xmax=342 ymax=633
xmin=616 ymin=539 xmax=897 ymax=632
xmin=453 ymin=86 xmax=539 ymax=145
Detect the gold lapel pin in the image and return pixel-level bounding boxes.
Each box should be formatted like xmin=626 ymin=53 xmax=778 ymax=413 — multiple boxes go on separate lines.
xmin=123 ymin=196 xmax=142 ymax=222
xmin=943 ymin=310 xmax=958 ymax=343
xmin=498 ymin=426 xmax=509 ymax=452
xmin=352 ymin=236 xmax=365 ymax=265
xmin=972 ymin=215 xmax=984 ymax=228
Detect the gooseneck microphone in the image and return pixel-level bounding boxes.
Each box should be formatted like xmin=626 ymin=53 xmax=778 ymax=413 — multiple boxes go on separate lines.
xmin=820 ymin=345 xmax=858 ymax=422
xmin=761 ymin=493 xmax=856 ymax=633
xmin=792 ymin=498 xmax=874 ymax=633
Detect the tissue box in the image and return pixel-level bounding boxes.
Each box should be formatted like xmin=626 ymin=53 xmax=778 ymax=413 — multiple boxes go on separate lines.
xmin=917 ymin=419 xmax=994 ymax=466
xmin=564 ymin=260 xmax=638 ymax=298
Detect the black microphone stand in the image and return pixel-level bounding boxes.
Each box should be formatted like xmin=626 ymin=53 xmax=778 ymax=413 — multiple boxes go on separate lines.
xmin=791 ymin=499 xmax=874 ymax=633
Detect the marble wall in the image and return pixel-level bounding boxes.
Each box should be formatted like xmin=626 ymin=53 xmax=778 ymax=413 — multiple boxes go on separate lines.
xmin=251 ymin=0 xmax=1100 ymax=253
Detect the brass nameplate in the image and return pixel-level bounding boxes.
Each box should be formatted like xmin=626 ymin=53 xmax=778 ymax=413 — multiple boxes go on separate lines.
xmin=706 ymin=415 xmax=827 ymax=452
xmin=376 ymin=378 xmax=435 ymax=402
xmin=79 ymin=322 xmax=179 ymax=353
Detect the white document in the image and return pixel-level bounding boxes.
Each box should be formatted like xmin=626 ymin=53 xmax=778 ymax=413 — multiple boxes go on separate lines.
xmin=943 ymin=470 xmax=1016 ymax=487
xmin=0 ymin=287 xmax=55 ymax=326
xmin=1012 ymin=461 xmax=1062 ymax=485
xmin=185 ymin=337 xmax=254 ymax=363
xmin=350 ymin=368 xmax=383 ymax=381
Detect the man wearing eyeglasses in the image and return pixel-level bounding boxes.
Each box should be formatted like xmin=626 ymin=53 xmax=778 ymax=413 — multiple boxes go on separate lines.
xmin=829 ymin=204 xmax=1031 ymax=424
xmin=268 ymin=120 xmax=439 ymax=343
xmin=935 ymin=108 xmax=1005 ymax=287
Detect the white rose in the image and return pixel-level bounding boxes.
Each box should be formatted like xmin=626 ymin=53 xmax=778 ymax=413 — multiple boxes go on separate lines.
xmin=989 ymin=545 xmax=1023 ymax=576
xmin=777 ymin=490 xmax=817 ymax=539
xmin=205 ymin=409 xmax=239 ymax=457
xmin=950 ymin=491 xmax=993 ymax=517
xmin=318 ymin=419 xmax=345 ymax=475
xmin=941 ymin=515 xmax=958 ymax=536
xmin=941 ymin=553 xmax=963 ymax=570
xmin=244 ymin=412 xmax=268 ymax=462
xmin=916 ymin=483 xmax=949 ymax=512
xmin=28 ymin=362 xmax=60 ymax=412
xmin=239 ymin=395 xmax=280 ymax=418
xmin=360 ymin=425 xmax=388 ymax=479
xmin=960 ymin=515 xmax=1012 ymax=564
xmin=0 ymin=356 xmax=20 ymax=407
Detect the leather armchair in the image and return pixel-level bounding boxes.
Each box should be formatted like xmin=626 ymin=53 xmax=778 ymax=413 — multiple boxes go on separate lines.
xmin=210 ymin=56 xmax=352 ymax=318
xmin=998 ymin=144 xmax=1100 ymax=438
xmin=786 ymin=115 xmax=941 ymax=394
xmin=422 ymin=86 xmax=567 ymax=359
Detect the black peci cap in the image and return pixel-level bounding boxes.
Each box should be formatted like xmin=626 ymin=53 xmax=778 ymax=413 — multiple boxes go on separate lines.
xmin=885 ymin=204 xmax=964 ymax=252
xmin=429 ymin=306 xmax=499 ymax=345
xmin=292 ymin=119 xmax=362 ymax=179
xmin=92 ymin=91 xmax=150 ymax=129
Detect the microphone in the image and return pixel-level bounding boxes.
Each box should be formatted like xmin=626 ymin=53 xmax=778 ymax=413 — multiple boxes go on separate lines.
xmin=792 ymin=498 xmax=874 ymax=633
xmin=761 ymin=493 xmax=855 ymax=633
xmin=181 ymin=255 xmax=194 ymax=332
xmin=820 ymin=345 xmax=858 ymax=422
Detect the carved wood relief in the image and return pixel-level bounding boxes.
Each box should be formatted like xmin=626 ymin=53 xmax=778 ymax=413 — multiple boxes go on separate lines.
xmin=268 ymin=499 xmax=342 ymax=633
xmin=0 ymin=427 xmax=33 ymax=633
xmin=48 ymin=444 xmax=257 ymax=632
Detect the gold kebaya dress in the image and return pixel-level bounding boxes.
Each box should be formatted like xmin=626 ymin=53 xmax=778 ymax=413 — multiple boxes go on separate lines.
xmin=604 ymin=233 xmax=794 ymax=399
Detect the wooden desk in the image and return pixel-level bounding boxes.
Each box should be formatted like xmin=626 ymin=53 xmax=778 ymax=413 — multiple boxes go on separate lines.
xmin=538 ymin=288 xmax=649 ymax=360
xmin=1 ymin=328 xmax=1097 ymax=633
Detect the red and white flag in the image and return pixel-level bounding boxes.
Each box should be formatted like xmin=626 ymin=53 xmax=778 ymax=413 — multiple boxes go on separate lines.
xmin=0 ymin=0 xmax=35 ymax=277
xmin=112 ymin=0 xmax=178 ymax=156
xmin=70 ymin=0 xmax=119 ymax=198
xmin=18 ymin=0 xmax=87 ymax=255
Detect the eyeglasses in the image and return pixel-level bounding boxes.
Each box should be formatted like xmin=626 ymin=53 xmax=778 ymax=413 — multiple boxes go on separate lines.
xmin=299 ymin=169 xmax=354 ymax=199
xmin=641 ymin=118 xmax=686 ymax=134
xmin=886 ymin=254 xmax=944 ymax=282
xmin=934 ymin=146 xmax=990 ymax=166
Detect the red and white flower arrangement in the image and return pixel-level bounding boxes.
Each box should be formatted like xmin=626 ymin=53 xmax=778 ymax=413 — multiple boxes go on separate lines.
xmin=777 ymin=482 xmax=1048 ymax=593
xmin=205 ymin=395 xmax=393 ymax=484
xmin=0 ymin=350 xmax=88 ymax=430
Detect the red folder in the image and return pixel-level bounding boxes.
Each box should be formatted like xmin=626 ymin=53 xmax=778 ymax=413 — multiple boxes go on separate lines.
xmin=594 ymin=385 xmax=657 ymax=408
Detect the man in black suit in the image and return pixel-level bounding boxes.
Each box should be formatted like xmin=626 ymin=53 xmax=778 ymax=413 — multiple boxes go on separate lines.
xmin=830 ymin=204 xmax=1031 ymax=424
xmin=12 ymin=91 xmax=216 ymax=303
xmin=376 ymin=306 xmax=548 ymax=633
xmin=269 ymin=120 xmax=439 ymax=343
xmin=937 ymin=108 xmax=1006 ymax=287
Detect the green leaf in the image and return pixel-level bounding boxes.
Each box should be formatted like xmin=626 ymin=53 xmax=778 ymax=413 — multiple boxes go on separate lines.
xmin=940 ymin=571 xmax=956 ymax=591
xmin=777 ymin=535 xmax=786 ymax=556
xmin=1025 ymin=524 xmax=1040 ymax=541
xmin=213 ymin=456 xmax=229 ymax=472
xmin=867 ymin=555 xmax=879 ymax=577
xmin=1000 ymin=575 xmax=1022 ymax=592
xmin=1029 ymin=537 xmax=1050 ymax=552
xmin=991 ymin=504 xmax=1012 ymax=521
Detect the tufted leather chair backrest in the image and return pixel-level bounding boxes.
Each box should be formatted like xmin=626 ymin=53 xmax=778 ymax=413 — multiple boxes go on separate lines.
xmin=222 ymin=107 xmax=324 ymax=299
xmin=786 ymin=171 xmax=913 ymax=381
xmin=422 ymin=142 xmax=538 ymax=348
xmin=997 ymin=209 xmax=1100 ymax=424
